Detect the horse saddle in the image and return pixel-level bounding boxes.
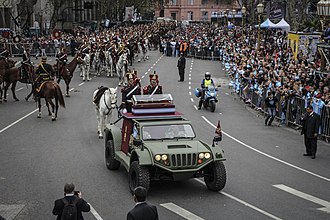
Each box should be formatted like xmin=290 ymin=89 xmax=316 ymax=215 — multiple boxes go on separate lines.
xmin=36 ymin=81 xmax=48 ymax=93
xmin=93 ymin=86 xmax=108 ymax=105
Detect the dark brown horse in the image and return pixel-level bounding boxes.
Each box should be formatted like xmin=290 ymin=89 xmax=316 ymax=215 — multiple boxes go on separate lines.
xmin=0 ymin=59 xmax=36 ymax=102
xmin=0 ymin=59 xmax=20 ymax=102
xmin=37 ymin=81 xmax=65 ymax=121
xmin=56 ymin=55 xmax=84 ymax=97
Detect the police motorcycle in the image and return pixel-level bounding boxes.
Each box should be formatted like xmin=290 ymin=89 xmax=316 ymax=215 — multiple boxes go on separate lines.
xmin=195 ymin=85 xmax=219 ymax=112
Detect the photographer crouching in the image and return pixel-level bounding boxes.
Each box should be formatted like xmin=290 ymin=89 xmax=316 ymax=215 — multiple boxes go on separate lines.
xmin=53 ymin=183 xmax=90 ymax=220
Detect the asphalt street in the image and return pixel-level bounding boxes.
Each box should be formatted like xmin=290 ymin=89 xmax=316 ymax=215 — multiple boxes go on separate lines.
xmin=0 ymin=51 xmax=330 ymax=220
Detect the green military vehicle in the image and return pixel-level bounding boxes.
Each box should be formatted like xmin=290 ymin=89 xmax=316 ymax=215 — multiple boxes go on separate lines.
xmin=104 ymin=94 xmax=226 ymax=193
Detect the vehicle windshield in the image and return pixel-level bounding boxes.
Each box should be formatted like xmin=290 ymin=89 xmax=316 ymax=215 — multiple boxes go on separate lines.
xmin=208 ymin=85 xmax=216 ymax=92
xmin=142 ymin=124 xmax=195 ymax=140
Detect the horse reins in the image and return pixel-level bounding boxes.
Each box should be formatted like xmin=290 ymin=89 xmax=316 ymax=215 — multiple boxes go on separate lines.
xmin=103 ymin=89 xmax=118 ymax=115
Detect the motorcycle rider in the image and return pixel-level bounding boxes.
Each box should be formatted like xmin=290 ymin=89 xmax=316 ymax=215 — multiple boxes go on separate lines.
xmin=198 ymin=72 xmax=215 ymax=110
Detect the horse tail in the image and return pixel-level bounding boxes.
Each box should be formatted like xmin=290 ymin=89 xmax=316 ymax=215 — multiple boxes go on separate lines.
xmin=55 ymin=83 xmax=65 ymax=108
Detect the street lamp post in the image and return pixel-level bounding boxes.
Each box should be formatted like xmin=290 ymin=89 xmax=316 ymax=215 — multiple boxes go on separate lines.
xmin=317 ymin=0 xmax=330 ymax=31
xmin=257 ymin=3 xmax=264 ymax=51
xmin=242 ymin=6 xmax=246 ymax=38
xmin=232 ymin=9 xmax=236 ymax=26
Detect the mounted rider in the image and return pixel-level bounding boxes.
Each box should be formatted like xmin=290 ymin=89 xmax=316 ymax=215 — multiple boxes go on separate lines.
xmin=121 ymin=72 xmax=141 ymax=112
xmin=21 ymin=46 xmax=32 ymax=80
xmin=56 ymin=46 xmax=68 ymax=78
xmin=34 ymin=56 xmax=54 ymax=99
xmin=143 ymin=71 xmax=163 ymax=95
xmin=198 ymin=72 xmax=215 ymax=110
xmin=0 ymin=44 xmax=9 ymax=61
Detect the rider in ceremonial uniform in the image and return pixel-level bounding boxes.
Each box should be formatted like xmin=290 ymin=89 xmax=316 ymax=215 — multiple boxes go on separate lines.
xmin=34 ymin=57 xmax=54 ymax=99
xmin=21 ymin=47 xmax=32 ymax=79
xmin=121 ymin=72 xmax=141 ymax=112
xmin=56 ymin=47 xmax=68 ymax=78
xmin=0 ymin=45 xmax=9 ymax=60
xmin=143 ymin=71 xmax=163 ymax=95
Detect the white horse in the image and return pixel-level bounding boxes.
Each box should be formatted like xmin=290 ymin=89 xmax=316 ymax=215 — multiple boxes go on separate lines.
xmin=116 ymin=52 xmax=128 ymax=86
xmin=93 ymin=87 xmax=118 ymax=139
xmin=93 ymin=50 xmax=102 ymax=76
xmin=105 ymin=50 xmax=115 ymax=77
xmin=82 ymin=53 xmax=91 ymax=81
xmin=138 ymin=40 xmax=149 ymax=62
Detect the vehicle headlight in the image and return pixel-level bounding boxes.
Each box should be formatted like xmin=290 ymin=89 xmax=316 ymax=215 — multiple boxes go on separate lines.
xmin=161 ymin=154 xmax=168 ymax=161
xmin=155 ymin=155 xmax=161 ymax=161
xmin=204 ymin=152 xmax=211 ymax=159
xmin=199 ymin=153 xmax=205 ymax=159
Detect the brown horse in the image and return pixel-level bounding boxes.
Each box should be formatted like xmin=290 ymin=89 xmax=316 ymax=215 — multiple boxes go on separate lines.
xmin=56 ymin=55 xmax=84 ymax=97
xmin=0 ymin=59 xmax=20 ymax=102
xmin=0 ymin=59 xmax=36 ymax=102
xmin=37 ymin=81 xmax=65 ymax=121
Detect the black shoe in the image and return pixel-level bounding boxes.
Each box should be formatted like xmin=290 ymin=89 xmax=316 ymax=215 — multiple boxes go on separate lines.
xmin=311 ymin=155 xmax=316 ymax=159
xmin=198 ymin=106 xmax=201 ymax=110
xmin=303 ymin=153 xmax=312 ymax=156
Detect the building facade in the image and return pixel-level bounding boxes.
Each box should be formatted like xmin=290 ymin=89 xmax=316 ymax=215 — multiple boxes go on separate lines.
xmin=156 ymin=0 xmax=240 ymax=22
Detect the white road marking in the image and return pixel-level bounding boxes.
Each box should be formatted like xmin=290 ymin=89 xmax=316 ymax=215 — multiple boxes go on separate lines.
xmin=150 ymin=66 xmax=153 ymax=69
xmin=144 ymin=72 xmax=148 ymax=75
xmin=275 ymin=146 xmax=279 ymax=148
xmin=89 ymin=204 xmax=104 ymax=220
xmin=0 ymin=109 xmax=39 ymax=134
xmin=189 ymin=82 xmax=191 ymax=85
xmin=195 ymin=179 xmax=282 ymax=220
xmin=189 ymin=70 xmax=192 ymax=73
xmin=69 ymin=88 xmax=75 ymax=92
xmin=201 ymin=116 xmax=330 ymax=182
xmin=189 ymin=86 xmax=191 ymax=90
xmin=153 ymin=63 xmax=156 ymax=66
xmin=78 ymin=82 xmax=85 ymax=86
xmin=189 ymin=74 xmax=191 ymax=77
xmin=225 ymin=93 xmax=229 ymax=95
xmin=161 ymin=202 xmax=204 ymax=220
xmin=148 ymin=68 xmax=151 ymax=71
xmin=219 ymin=113 xmax=222 ymax=115
xmin=190 ymin=98 xmax=194 ymax=102
xmin=189 ymin=77 xmax=191 ymax=80
xmin=189 ymin=91 xmax=192 ymax=96
xmin=141 ymin=75 xmax=145 ymax=78
xmin=0 ymin=204 xmax=25 ymax=220
xmin=273 ymin=184 xmax=330 ymax=213
xmin=194 ymin=105 xmax=198 ymax=110
xmin=16 ymin=87 xmax=23 ymax=92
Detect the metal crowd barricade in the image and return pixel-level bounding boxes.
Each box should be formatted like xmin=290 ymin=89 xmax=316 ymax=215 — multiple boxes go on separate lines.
xmin=8 ymin=43 xmax=60 ymax=57
xmin=286 ymin=96 xmax=305 ymax=128
xmin=320 ymin=106 xmax=330 ymax=140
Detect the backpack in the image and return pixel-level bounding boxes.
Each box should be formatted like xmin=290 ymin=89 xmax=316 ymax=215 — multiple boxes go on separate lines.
xmin=61 ymin=198 xmax=78 ymax=220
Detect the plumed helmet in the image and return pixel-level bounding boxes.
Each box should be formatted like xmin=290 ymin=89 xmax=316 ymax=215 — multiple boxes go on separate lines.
xmin=41 ymin=56 xmax=47 ymax=63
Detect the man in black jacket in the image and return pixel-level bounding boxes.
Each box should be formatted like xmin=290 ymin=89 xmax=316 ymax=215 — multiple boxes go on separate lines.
xmin=53 ymin=183 xmax=90 ymax=220
xmin=301 ymin=105 xmax=321 ymax=159
xmin=127 ymin=186 xmax=158 ymax=220
xmin=177 ymin=52 xmax=186 ymax=82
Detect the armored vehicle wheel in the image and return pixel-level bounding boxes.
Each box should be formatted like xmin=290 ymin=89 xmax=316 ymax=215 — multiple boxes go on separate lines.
xmin=210 ymin=100 xmax=216 ymax=112
xmin=105 ymin=140 xmax=120 ymax=170
xmin=203 ymin=161 xmax=226 ymax=191
xmin=129 ymin=161 xmax=150 ymax=194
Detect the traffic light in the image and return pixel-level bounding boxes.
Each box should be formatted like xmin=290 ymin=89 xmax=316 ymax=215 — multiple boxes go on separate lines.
xmin=84 ymin=2 xmax=93 ymax=9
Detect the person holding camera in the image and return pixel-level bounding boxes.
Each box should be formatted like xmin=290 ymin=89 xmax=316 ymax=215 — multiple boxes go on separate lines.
xmin=53 ymin=183 xmax=90 ymax=220
xmin=127 ymin=186 xmax=158 ymax=220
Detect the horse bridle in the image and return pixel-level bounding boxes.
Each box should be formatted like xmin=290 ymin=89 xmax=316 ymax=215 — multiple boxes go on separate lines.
xmin=103 ymin=89 xmax=118 ymax=115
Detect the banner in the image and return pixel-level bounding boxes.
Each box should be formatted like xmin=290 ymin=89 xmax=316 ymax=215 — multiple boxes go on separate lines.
xmin=125 ymin=6 xmax=134 ymax=21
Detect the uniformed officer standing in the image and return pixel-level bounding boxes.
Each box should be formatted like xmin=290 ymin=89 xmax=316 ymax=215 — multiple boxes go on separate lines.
xmin=121 ymin=72 xmax=141 ymax=112
xmin=143 ymin=72 xmax=163 ymax=95
xmin=177 ymin=52 xmax=186 ymax=82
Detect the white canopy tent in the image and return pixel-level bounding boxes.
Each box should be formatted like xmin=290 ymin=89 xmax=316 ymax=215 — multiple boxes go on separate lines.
xmin=274 ymin=18 xmax=290 ymax=31
xmin=260 ymin=18 xmax=277 ymax=29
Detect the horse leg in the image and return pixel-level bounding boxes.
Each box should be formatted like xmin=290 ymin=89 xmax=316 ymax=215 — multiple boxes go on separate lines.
xmin=25 ymin=85 xmax=33 ymax=101
xmin=55 ymin=94 xmax=59 ymax=119
xmin=82 ymin=66 xmax=86 ymax=81
xmin=3 ymin=82 xmax=10 ymax=102
xmin=96 ymin=109 xmax=103 ymax=138
xmin=87 ymin=66 xmax=91 ymax=81
xmin=65 ymin=79 xmax=70 ymax=97
xmin=37 ymin=98 xmax=42 ymax=118
xmin=47 ymin=98 xmax=56 ymax=121
xmin=11 ymin=81 xmax=19 ymax=101
xmin=45 ymin=99 xmax=52 ymax=116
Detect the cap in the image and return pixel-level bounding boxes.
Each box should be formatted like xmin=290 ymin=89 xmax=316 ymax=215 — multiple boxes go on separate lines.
xmin=149 ymin=71 xmax=158 ymax=81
